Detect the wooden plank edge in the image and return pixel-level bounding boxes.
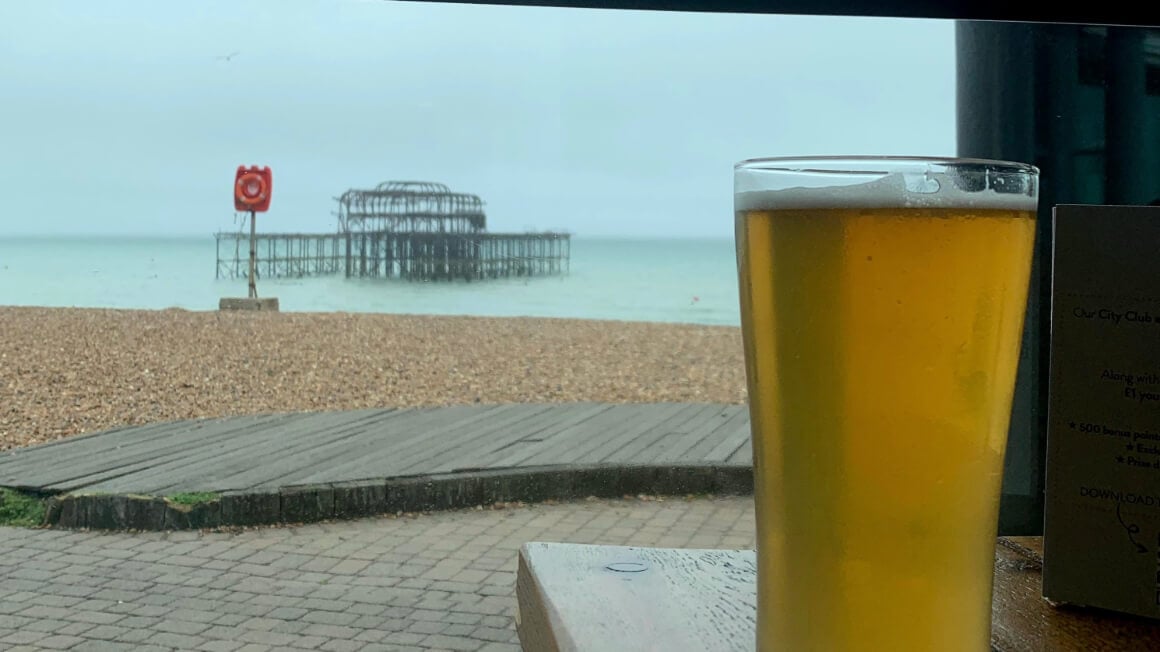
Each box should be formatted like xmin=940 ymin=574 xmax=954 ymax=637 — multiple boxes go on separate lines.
xmin=36 ymin=463 xmax=753 ymax=531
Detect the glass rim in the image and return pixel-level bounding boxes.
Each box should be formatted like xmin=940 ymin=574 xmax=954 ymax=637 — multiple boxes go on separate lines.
xmin=734 ymin=155 xmax=1039 ymax=176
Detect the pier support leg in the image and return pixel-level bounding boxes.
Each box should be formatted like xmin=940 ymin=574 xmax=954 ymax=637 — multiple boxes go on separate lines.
xmin=248 ymin=210 xmax=258 ymax=299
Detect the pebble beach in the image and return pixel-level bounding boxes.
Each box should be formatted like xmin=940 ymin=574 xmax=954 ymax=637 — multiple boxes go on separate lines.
xmin=0 ymin=307 xmax=747 ymax=451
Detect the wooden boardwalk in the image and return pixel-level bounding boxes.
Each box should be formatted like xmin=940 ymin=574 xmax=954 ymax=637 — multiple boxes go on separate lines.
xmin=0 ymin=403 xmax=751 ymax=497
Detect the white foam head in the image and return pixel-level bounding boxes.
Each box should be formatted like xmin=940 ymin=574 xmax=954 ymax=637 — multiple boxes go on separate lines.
xmin=735 ymin=158 xmax=1038 ymax=212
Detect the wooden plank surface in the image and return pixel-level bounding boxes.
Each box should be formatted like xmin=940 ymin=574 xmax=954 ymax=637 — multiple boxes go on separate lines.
xmin=0 ymin=417 xmax=226 ymax=484
xmin=286 ymin=404 xmax=523 ymax=484
xmin=90 ymin=410 xmax=395 ymax=493
xmin=519 ymin=404 xmax=665 ymax=467
xmin=276 ymin=405 xmax=499 ymax=485
xmin=2 ymin=415 xmax=299 ymax=492
xmin=584 ymin=403 xmax=709 ymax=464
xmin=155 ymin=409 xmax=412 ymax=492
xmin=702 ymin=421 xmax=754 ymax=464
xmin=602 ymin=404 xmax=726 ymax=465
xmin=236 ymin=408 xmax=441 ymax=486
xmin=638 ymin=405 xmax=741 ymax=464
xmin=517 ymin=538 xmax=1160 ymax=652
xmin=378 ymin=403 xmax=560 ymax=476
xmin=0 ymin=403 xmax=751 ymax=496
xmin=991 ymin=537 xmax=1160 ymax=651
xmin=423 ymin=404 xmax=564 ymax=473
xmin=725 ymin=437 xmax=754 ymax=465
xmin=679 ymin=407 xmax=751 ymax=464
xmin=473 ymin=403 xmax=616 ymax=469
xmin=487 ymin=404 xmax=632 ymax=469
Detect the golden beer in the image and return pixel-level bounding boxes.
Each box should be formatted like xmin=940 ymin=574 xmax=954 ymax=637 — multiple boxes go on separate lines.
xmin=735 ymin=159 xmax=1038 ymax=651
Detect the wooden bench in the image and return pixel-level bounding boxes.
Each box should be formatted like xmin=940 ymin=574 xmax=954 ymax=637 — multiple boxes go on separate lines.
xmin=516 ymin=537 xmax=1160 ymax=651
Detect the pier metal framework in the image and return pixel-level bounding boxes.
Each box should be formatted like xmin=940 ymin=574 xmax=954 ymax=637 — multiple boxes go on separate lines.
xmin=216 ymin=180 xmax=570 ymax=282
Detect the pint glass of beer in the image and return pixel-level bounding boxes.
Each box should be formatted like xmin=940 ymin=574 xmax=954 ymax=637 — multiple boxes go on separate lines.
xmin=734 ymin=157 xmax=1038 ymax=651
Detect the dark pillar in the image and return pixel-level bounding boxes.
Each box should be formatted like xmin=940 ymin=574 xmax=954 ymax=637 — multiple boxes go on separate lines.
xmin=1105 ymin=27 xmax=1149 ymax=205
xmin=1044 ymin=26 xmax=1078 ymax=208
xmin=956 ymin=21 xmax=1044 ymax=535
xmin=956 ymin=22 xmax=1037 ymax=164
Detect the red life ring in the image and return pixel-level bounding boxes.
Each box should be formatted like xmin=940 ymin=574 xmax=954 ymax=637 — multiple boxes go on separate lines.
xmin=236 ymin=172 xmax=267 ymax=206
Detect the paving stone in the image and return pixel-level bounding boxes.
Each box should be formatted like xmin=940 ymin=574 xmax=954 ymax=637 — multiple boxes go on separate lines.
xmin=316 ymin=640 xmax=360 ymax=652
xmin=35 ymin=634 xmax=88 ymax=649
xmin=408 ymin=620 xmax=447 ymax=635
xmin=266 ymin=607 xmax=308 ymax=620
xmin=56 ymin=622 xmax=95 ymax=637
xmin=0 ymin=496 xmax=755 ymax=652
xmin=154 ymin=618 xmax=212 ymax=635
xmin=0 ymin=630 xmax=45 ymax=645
xmin=301 ymin=611 xmax=359 ymax=626
xmin=422 ymin=633 xmax=485 ymax=651
xmin=146 ymin=631 xmax=209 ymax=648
xmin=198 ymin=641 xmax=246 ymax=652
xmin=73 ymin=641 xmax=141 ymax=652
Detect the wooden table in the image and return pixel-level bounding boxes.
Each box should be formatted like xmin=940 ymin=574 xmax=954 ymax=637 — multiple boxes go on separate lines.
xmin=516 ymin=537 xmax=1160 ymax=651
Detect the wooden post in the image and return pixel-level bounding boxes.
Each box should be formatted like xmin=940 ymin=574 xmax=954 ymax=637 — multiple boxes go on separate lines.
xmin=345 ymin=232 xmax=352 ymax=278
xmin=248 ymin=210 xmax=258 ymax=299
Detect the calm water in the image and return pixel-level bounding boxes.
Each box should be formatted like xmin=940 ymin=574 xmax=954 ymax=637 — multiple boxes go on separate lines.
xmin=0 ymin=236 xmax=741 ymax=326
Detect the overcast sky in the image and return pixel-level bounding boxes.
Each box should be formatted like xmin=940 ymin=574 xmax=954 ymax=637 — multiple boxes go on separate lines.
xmin=0 ymin=1 xmax=956 ymax=238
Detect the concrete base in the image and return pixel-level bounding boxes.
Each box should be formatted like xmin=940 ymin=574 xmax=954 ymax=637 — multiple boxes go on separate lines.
xmin=219 ymin=297 xmax=280 ymax=312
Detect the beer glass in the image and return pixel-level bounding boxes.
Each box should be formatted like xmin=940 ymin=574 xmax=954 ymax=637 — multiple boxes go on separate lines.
xmin=734 ymin=157 xmax=1038 ymax=651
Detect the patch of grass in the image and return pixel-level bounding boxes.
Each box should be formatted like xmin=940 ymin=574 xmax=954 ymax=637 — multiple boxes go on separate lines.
xmin=166 ymin=492 xmax=220 ymax=506
xmin=0 ymin=488 xmax=47 ymax=527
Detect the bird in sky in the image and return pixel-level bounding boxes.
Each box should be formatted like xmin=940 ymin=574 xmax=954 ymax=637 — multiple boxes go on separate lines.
xmin=216 ymin=51 xmax=240 ymax=62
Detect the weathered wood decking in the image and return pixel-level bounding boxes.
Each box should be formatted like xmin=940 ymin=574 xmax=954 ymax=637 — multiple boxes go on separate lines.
xmin=516 ymin=538 xmax=1160 ymax=652
xmin=0 ymin=403 xmax=751 ymax=497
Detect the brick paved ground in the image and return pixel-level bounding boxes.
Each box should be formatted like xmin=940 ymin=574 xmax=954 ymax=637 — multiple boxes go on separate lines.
xmin=0 ymin=496 xmax=756 ymax=651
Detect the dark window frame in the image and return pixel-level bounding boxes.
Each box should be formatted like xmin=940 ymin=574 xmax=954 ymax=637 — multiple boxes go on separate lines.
xmin=403 ymin=0 xmax=1158 ymax=27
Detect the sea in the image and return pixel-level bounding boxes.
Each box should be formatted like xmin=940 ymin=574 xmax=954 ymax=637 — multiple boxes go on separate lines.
xmin=0 ymin=236 xmax=741 ymax=327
